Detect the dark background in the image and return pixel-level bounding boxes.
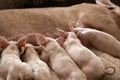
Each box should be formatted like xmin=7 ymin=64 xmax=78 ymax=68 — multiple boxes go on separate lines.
xmin=0 ymin=0 xmax=119 ymax=9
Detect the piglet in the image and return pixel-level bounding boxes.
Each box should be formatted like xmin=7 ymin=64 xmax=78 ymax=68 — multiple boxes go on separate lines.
xmin=35 ymin=34 xmax=87 ymax=80
xmin=71 ymin=21 xmax=120 ymax=58
xmin=22 ymin=43 xmax=60 ymax=80
xmin=0 ymin=37 xmax=33 ymax=80
xmin=56 ymin=29 xmax=115 ymax=80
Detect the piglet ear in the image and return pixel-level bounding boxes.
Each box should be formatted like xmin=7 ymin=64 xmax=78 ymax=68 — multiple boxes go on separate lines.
xmin=56 ymin=28 xmax=67 ymax=38
xmin=95 ymin=0 xmax=117 ymax=9
xmin=26 ymin=34 xmax=39 ymax=46
xmin=69 ymin=23 xmax=74 ymax=31
xmin=0 ymin=37 xmax=8 ymax=50
xmin=35 ymin=34 xmax=46 ymax=46
xmin=56 ymin=38 xmax=64 ymax=46
xmin=76 ymin=20 xmax=84 ymax=28
xmin=17 ymin=37 xmax=26 ymax=48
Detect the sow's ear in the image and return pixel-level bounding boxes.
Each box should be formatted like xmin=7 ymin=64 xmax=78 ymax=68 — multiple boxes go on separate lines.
xmin=0 ymin=36 xmax=8 ymax=50
xmin=35 ymin=34 xmax=47 ymax=46
xmin=17 ymin=37 xmax=26 ymax=48
xmin=95 ymin=0 xmax=117 ymax=9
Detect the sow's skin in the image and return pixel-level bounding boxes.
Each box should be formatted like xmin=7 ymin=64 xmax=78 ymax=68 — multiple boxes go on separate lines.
xmin=0 ymin=37 xmax=33 ymax=80
xmin=34 ymin=34 xmax=87 ymax=80
xmin=91 ymin=49 xmax=120 ymax=80
xmin=1 ymin=0 xmax=120 ymax=41
xmin=56 ymin=29 xmax=115 ymax=80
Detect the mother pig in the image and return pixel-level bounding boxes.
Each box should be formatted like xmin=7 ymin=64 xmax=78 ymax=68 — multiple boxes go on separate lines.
xmin=1 ymin=0 xmax=120 ymax=41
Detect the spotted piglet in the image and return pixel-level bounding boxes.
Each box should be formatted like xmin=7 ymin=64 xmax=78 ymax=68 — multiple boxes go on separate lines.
xmin=35 ymin=34 xmax=87 ymax=80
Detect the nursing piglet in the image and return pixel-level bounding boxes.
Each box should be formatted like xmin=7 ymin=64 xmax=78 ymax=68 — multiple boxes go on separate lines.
xmin=73 ymin=26 xmax=120 ymax=58
xmin=56 ymin=29 xmax=115 ymax=80
xmin=35 ymin=34 xmax=87 ymax=80
xmin=0 ymin=37 xmax=33 ymax=80
xmin=22 ymin=43 xmax=60 ymax=80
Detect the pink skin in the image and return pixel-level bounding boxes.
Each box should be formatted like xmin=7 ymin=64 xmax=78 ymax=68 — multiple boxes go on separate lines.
xmin=69 ymin=19 xmax=120 ymax=58
xmin=35 ymin=34 xmax=87 ymax=80
xmin=69 ymin=20 xmax=120 ymax=79
xmin=72 ymin=27 xmax=120 ymax=58
xmin=56 ymin=29 xmax=115 ymax=80
xmin=0 ymin=37 xmax=33 ymax=80
xmin=21 ymin=43 xmax=60 ymax=80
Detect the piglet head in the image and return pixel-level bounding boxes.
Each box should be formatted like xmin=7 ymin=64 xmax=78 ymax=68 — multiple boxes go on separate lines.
xmin=35 ymin=34 xmax=51 ymax=63
xmin=0 ymin=36 xmax=26 ymax=55
xmin=69 ymin=20 xmax=85 ymax=34
xmin=55 ymin=28 xmax=68 ymax=46
xmin=25 ymin=34 xmax=43 ymax=55
xmin=69 ymin=20 xmax=94 ymax=37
